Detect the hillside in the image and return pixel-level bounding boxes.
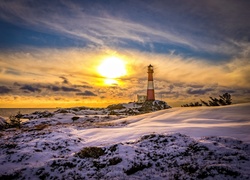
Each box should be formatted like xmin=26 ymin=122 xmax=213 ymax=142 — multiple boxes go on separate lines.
xmin=0 ymin=103 xmax=250 ymax=179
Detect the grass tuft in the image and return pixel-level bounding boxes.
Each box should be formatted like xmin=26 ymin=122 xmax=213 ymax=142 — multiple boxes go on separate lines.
xmin=75 ymin=146 xmax=106 ymax=159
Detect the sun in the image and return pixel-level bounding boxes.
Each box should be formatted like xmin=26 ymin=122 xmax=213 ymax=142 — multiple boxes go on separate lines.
xmin=98 ymin=57 xmax=126 ymax=79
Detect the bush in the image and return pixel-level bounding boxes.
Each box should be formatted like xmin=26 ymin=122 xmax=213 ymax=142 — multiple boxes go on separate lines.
xmin=34 ymin=124 xmax=49 ymax=131
xmin=56 ymin=109 xmax=68 ymax=113
xmin=181 ymin=102 xmax=202 ymax=107
xmin=124 ymin=162 xmax=152 ymax=175
xmin=201 ymin=93 xmax=232 ymax=106
xmin=72 ymin=116 xmax=80 ymax=122
xmin=75 ymin=147 xmax=106 ymax=159
xmin=108 ymin=110 xmax=118 ymax=115
xmin=107 ymin=104 xmax=125 ymax=110
xmin=109 ymin=157 xmax=122 ymax=165
xmin=9 ymin=111 xmax=22 ymax=128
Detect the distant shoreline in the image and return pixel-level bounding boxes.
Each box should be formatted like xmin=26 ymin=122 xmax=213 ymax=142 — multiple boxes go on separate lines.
xmin=0 ymin=108 xmax=58 ymax=119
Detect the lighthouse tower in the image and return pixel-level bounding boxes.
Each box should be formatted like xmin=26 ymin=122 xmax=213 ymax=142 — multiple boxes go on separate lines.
xmin=147 ymin=64 xmax=155 ymax=101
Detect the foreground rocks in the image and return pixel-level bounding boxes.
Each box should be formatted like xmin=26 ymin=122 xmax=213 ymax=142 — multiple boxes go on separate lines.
xmin=0 ymin=132 xmax=249 ymax=179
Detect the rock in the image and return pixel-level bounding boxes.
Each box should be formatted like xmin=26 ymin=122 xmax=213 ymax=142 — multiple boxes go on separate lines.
xmin=139 ymin=100 xmax=171 ymax=112
xmin=0 ymin=116 xmax=7 ymax=129
xmin=107 ymin=104 xmax=125 ymax=110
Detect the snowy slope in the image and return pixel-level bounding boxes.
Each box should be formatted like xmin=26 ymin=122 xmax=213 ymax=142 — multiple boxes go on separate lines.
xmin=0 ymin=103 xmax=250 ymax=179
xmin=109 ymin=102 xmax=250 ymax=143
xmin=70 ymin=103 xmax=250 ymax=146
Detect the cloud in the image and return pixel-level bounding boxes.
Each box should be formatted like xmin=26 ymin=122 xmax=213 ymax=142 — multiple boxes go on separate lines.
xmin=0 ymin=86 xmax=11 ymax=94
xmin=219 ymin=89 xmax=236 ymax=94
xmin=47 ymin=85 xmax=60 ymax=92
xmin=47 ymin=85 xmax=83 ymax=92
xmin=0 ymin=46 xmax=250 ymax=107
xmin=76 ymin=90 xmax=97 ymax=96
xmin=74 ymin=85 xmax=93 ymax=89
xmin=1 ymin=47 xmax=250 ymax=91
xmin=1 ymin=0 xmax=249 ymax=60
xmin=5 ymin=68 xmax=21 ymax=75
xmin=186 ymin=88 xmax=214 ymax=95
xmin=60 ymin=76 xmax=69 ymax=84
xmin=61 ymin=86 xmax=81 ymax=92
xmin=20 ymin=84 xmax=41 ymax=93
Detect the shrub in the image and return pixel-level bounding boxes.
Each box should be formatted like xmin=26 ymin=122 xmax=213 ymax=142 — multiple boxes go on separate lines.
xmin=109 ymin=157 xmax=122 ymax=165
xmin=72 ymin=116 xmax=80 ymax=122
xmin=201 ymin=93 xmax=232 ymax=106
xmin=34 ymin=124 xmax=49 ymax=131
xmin=107 ymin=104 xmax=125 ymax=110
xmin=181 ymin=102 xmax=202 ymax=107
xmin=75 ymin=147 xmax=106 ymax=159
xmin=5 ymin=143 xmax=18 ymax=149
xmin=108 ymin=110 xmax=118 ymax=115
xmin=109 ymin=144 xmax=118 ymax=152
xmin=0 ymin=171 xmax=21 ymax=180
xmin=42 ymin=112 xmax=53 ymax=118
xmin=219 ymin=93 xmax=232 ymax=105
xmin=9 ymin=111 xmax=22 ymax=128
xmin=197 ymin=165 xmax=240 ymax=178
xmin=124 ymin=162 xmax=152 ymax=175
xmin=56 ymin=109 xmax=68 ymax=113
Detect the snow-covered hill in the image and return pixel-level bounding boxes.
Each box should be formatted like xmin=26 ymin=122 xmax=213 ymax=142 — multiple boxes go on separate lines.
xmin=0 ymin=103 xmax=250 ymax=179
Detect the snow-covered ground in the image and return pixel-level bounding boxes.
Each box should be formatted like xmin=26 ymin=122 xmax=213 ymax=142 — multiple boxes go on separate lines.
xmin=0 ymin=103 xmax=250 ymax=179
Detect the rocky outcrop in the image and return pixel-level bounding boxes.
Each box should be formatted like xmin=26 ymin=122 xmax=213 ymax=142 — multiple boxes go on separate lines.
xmin=139 ymin=100 xmax=171 ymax=112
xmin=107 ymin=100 xmax=171 ymax=115
xmin=0 ymin=116 xmax=7 ymax=130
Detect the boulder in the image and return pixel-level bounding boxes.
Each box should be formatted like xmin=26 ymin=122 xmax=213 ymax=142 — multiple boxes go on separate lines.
xmin=0 ymin=116 xmax=7 ymax=129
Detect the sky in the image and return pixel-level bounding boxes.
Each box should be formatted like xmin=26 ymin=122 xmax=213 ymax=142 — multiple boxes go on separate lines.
xmin=0 ymin=0 xmax=250 ymax=108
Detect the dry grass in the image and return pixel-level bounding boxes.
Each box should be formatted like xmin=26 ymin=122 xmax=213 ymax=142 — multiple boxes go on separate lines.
xmin=34 ymin=124 xmax=49 ymax=131
xmin=76 ymin=147 xmax=106 ymax=159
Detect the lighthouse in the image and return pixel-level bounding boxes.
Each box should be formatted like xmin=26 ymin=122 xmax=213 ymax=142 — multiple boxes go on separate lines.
xmin=147 ymin=64 xmax=155 ymax=101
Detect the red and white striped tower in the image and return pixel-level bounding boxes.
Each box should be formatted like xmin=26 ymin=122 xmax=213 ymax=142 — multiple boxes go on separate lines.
xmin=147 ymin=64 xmax=155 ymax=101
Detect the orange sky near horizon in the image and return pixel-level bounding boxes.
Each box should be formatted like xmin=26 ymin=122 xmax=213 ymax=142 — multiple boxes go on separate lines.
xmin=1 ymin=48 xmax=250 ymax=108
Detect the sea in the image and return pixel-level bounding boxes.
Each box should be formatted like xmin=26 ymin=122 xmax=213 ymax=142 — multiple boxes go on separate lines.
xmin=0 ymin=108 xmax=57 ymax=120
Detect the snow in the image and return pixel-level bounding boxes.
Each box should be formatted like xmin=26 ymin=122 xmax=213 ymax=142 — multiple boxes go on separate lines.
xmin=0 ymin=103 xmax=250 ymax=179
xmin=121 ymin=102 xmax=140 ymax=109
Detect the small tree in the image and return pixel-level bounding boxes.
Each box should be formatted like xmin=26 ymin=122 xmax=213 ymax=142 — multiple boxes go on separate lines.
xmin=181 ymin=102 xmax=202 ymax=107
xmin=208 ymin=97 xmax=220 ymax=106
xmin=72 ymin=116 xmax=80 ymax=123
xmin=219 ymin=92 xmax=232 ymax=105
xmin=9 ymin=111 xmax=21 ymax=128
xmin=200 ymin=99 xmax=209 ymax=106
xmin=201 ymin=93 xmax=232 ymax=106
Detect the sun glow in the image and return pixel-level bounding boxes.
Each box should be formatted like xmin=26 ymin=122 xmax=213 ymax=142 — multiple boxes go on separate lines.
xmin=98 ymin=57 xmax=126 ymax=79
xmin=104 ymin=78 xmax=118 ymax=85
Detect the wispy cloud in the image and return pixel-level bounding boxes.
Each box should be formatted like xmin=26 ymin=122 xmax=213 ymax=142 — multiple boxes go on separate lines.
xmin=76 ymin=91 xmax=97 ymax=97
xmin=1 ymin=47 xmax=250 ymax=90
xmin=60 ymin=76 xmax=69 ymax=84
xmin=186 ymin=88 xmax=214 ymax=95
xmin=1 ymin=0 xmax=249 ymax=59
xmin=0 ymin=1 xmax=192 ymax=47
xmin=20 ymin=84 xmax=41 ymax=93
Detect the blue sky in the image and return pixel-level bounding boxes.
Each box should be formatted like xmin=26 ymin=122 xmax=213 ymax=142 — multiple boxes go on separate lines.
xmin=0 ymin=0 xmax=250 ymax=107
xmin=1 ymin=0 xmax=249 ymax=59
